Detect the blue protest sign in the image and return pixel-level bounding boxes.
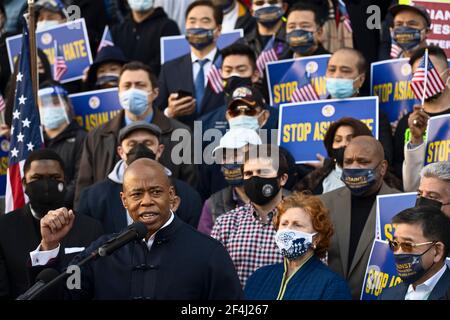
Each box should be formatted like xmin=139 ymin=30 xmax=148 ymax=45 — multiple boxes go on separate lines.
xmin=0 ymin=138 xmax=10 ymax=197
xmin=424 ymin=114 xmax=450 ymax=165
xmin=376 ymin=193 xmax=417 ymax=241
xmin=278 ymin=97 xmax=379 ymax=163
xmin=267 ymin=55 xmax=330 ymax=109
xmin=6 ymin=18 xmax=93 ymax=83
xmin=361 ymin=240 xmax=402 ymax=300
xmin=69 ymin=88 xmax=122 ymax=131
xmin=371 ymin=59 xmax=418 ymax=125
xmin=160 ymin=29 xmax=243 ymax=64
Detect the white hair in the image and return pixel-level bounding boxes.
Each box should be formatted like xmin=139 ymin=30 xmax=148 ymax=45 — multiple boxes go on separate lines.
xmin=421 ymin=162 xmax=450 ymax=182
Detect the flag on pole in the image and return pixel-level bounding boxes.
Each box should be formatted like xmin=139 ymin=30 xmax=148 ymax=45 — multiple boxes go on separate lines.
xmin=207 ymin=55 xmax=224 ymax=94
xmin=53 ymin=40 xmax=68 ymax=81
xmin=0 ymin=94 xmax=5 ymax=113
xmin=338 ymin=0 xmax=352 ymax=33
xmin=5 ymin=21 xmax=44 ymax=214
xmin=410 ymin=49 xmax=446 ymax=104
xmin=97 ymin=26 xmax=114 ymax=53
xmin=291 ymin=72 xmax=320 ymax=102
xmin=256 ymin=36 xmax=278 ymax=76
xmin=390 ymin=43 xmax=402 ymax=59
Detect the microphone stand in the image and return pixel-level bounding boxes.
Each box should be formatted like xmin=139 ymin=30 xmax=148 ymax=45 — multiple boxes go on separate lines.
xmin=26 ymin=250 xmax=100 ymax=300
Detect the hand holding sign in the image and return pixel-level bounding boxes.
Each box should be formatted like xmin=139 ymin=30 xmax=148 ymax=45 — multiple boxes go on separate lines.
xmin=167 ymin=93 xmax=196 ymax=118
xmin=407 ymin=105 xmax=429 ymax=145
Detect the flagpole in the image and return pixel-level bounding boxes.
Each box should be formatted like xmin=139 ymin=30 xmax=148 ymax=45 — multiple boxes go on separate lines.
xmin=421 ymin=48 xmax=429 ymax=108
xmin=28 ymin=0 xmax=38 ymax=107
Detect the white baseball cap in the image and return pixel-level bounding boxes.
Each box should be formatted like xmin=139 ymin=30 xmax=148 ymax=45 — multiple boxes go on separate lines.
xmin=212 ymin=128 xmax=262 ymax=156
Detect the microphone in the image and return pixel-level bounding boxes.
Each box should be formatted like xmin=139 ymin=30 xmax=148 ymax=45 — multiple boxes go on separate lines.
xmin=16 ymin=268 xmax=59 ymax=300
xmin=98 ymin=222 xmax=148 ymax=257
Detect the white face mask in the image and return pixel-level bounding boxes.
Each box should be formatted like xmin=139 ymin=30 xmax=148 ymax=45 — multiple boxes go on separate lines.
xmin=36 ymin=20 xmax=60 ymax=33
xmin=275 ymin=229 xmax=316 ymax=260
xmin=127 ymin=0 xmax=154 ymax=12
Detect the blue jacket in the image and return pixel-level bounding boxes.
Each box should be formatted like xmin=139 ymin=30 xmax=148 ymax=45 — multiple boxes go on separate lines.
xmin=379 ymin=266 xmax=450 ymax=300
xmin=244 ymin=255 xmax=352 ymax=300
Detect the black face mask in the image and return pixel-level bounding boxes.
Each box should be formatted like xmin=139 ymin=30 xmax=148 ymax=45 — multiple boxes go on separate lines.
xmin=330 ymin=147 xmax=346 ymax=167
xmin=415 ymin=196 xmax=445 ymax=209
xmin=224 ymin=76 xmax=253 ymax=97
xmin=244 ymin=176 xmax=280 ymax=206
xmin=126 ymin=143 xmax=157 ymax=166
xmin=25 ymin=178 xmax=67 ymax=219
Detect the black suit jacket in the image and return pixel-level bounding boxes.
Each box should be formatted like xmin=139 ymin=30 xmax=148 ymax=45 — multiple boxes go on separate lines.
xmin=156 ymin=52 xmax=225 ymax=128
xmin=0 ymin=205 xmax=103 ymax=299
xmin=379 ymin=267 xmax=450 ymax=300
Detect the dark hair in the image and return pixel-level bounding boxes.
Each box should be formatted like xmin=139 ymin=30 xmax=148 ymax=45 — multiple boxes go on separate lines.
xmin=221 ymin=42 xmax=257 ymax=71
xmin=392 ymin=206 xmax=450 ymax=257
xmin=287 ymin=1 xmax=324 ymax=26
xmin=37 ymin=48 xmax=52 ymax=83
xmin=185 ymin=0 xmax=223 ymax=26
xmin=323 ymin=117 xmax=373 ymax=157
xmin=409 ymin=45 xmax=448 ymax=68
xmin=23 ymin=149 xmax=65 ymax=176
xmin=244 ymin=144 xmax=289 ymax=177
xmin=119 ymin=61 xmax=158 ymax=89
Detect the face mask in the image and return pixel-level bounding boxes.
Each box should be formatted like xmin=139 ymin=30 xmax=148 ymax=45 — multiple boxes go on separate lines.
xmin=326 ymin=77 xmax=359 ymax=99
xmin=185 ymin=28 xmax=215 ymax=50
xmin=221 ymin=163 xmax=244 ymax=186
xmin=286 ymin=29 xmax=315 ymax=54
xmin=127 ymin=0 xmax=154 ymax=12
xmin=391 ymin=26 xmax=423 ymax=52
xmin=25 ymin=178 xmax=67 ymax=219
xmin=341 ymin=163 xmax=381 ymax=196
xmin=275 ymin=229 xmax=316 ymax=260
xmin=119 ymin=88 xmax=149 ymax=116
xmin=394 ymin=244 xmax=435 ymax=285
xmin=95 ymin=74 xmax=119 ymax=89
xmin=41 ymin=107 xmax=68 ymax=129
xmin=415 ymin=196 xmax=448 ymax=210
xmin=36 ymin=20 xmax=60 ymax=32
xmin=330 ymin=147 xmax=346 ymax=168
xmin=228 ymin=115 xmax=261 ymax=130
xmin=253 ymin=5 xmax=284 ymax=27
xmin=126 ymin=143 xmax=157 ymax=166
xmin=224 ymin=75 xmax=253 ymax=97
xmin=244 ymin=176 xmax=280 ymax=206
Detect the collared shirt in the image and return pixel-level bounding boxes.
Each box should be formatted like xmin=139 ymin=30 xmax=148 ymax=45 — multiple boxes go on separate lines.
xmin=124 ymin=112 xmax=154 ymax=126
xmin=405 ymin=264 xmax=447 ymax=300
xmin=211 ymin=203 xmax=283 ymax=287
xmin=191 ymin=47 xmax=218 ymax=87
xmin=145 ymin=212 xmax=174 ymax=249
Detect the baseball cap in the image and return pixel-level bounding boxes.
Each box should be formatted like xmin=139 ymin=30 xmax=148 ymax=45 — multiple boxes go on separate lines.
xmin=389 ymin=4 xmax=431 ymax=27
xmin=227 ymin=86 xmax=266 ymax=112
xmin=212 ymin=128 xmax=262 ymax=156
xmin=118 ymin=121 xmax=162 ymax=144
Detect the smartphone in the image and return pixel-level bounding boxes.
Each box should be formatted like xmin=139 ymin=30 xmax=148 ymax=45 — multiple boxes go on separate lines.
xmin=176 ymin=90 xmax=192 ymax=99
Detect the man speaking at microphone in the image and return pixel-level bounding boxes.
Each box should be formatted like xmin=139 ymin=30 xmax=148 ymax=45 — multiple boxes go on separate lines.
xmin=30 ymin=159 xmax=243 ymax=300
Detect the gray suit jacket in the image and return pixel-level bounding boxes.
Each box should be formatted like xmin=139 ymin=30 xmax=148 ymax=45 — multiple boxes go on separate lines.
xmin=320 ymin=183 xmax=399 ymax=299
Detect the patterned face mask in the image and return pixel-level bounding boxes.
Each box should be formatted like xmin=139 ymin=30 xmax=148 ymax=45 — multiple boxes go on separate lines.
xmin=275 ymin=229 xmax=316 ymax=260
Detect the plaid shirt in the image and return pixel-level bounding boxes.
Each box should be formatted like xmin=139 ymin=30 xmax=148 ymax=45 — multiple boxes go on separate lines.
xmin=211 ymin=203 xmax=283 ymax=288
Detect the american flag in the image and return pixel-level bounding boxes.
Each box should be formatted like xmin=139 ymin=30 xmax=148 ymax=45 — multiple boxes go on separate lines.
xmin=291 ymin=72 xmax=320 ymax=102
xmin=53 ymin=41 xmax=68 ymax=81
xmin=5 ymin=21 xmax=44 ymax=213
xmin=410 ymin=49 xmax=446 ymax=103
xmin=256 ymin=36 xmax=278 ymax=76
xmin=0 ymin=94 xmax=5 ymax=113
xmin=390 ymin=42 xmax=402 ymax=59
xmin=338 ymin=0 xmax=352 ymax=33
xmin=97 ymin=25 xmax=114 ymax=53
xmin=207 ymin=55 xmax=224 ymax=94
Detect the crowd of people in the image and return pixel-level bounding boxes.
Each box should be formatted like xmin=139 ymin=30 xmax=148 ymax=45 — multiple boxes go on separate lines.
xmin=0 ymin=0 xmax=449 ymax=301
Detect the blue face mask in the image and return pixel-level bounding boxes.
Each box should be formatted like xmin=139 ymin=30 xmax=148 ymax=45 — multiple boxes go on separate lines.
xmin=127 ymin=0 xmax=154 ymax=12
xmin=391 ymin=26 xmax=423 ymax=52
xmin=253 ymin=5 xmax=284 ymax=27
xmin=228 ymin=115 xmax=261 ymax=131
xmin=41 ymin=107 xmax=68 ymax=129
xmin=221 ymin=163 xmax=244 ymax=186
xmin=185 ymin=28 xmax=215 ymax=50
xmin=286 ymin=29 xmax=315 ymax=54
xmin=119 ymin=88 xmax=149 ymax=116
xmin=326 ymin=77 xmax=359 ymax=99
xmin=341 ymin=163 xmax=381 ymax=196
xmin=394 ymin=244 xmax=435 ymax=285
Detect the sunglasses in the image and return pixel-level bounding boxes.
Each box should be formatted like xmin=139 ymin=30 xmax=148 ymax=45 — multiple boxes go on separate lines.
xmin=388 ymin=239 xmax=436 ymax=253
xmin=228 ymin=105 xmax=260 ymax=118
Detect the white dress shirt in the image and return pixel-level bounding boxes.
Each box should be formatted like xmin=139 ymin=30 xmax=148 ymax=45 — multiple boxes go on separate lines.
xmin=30 ymin=212 xmax=176 ymax=266
xmin=191 ymin=47 xmax=218 ymax=87
xmin=221 ymin=4 xmax=239 ymax=33
xmin=405 ymin=264 xmax=447 ymax=300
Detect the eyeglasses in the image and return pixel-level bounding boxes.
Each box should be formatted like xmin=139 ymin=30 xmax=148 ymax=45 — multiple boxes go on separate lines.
xmin=388 ymin=239 xmax=436 ymax=253
xmin=228 ymin=105 xmax=260 ymax=117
